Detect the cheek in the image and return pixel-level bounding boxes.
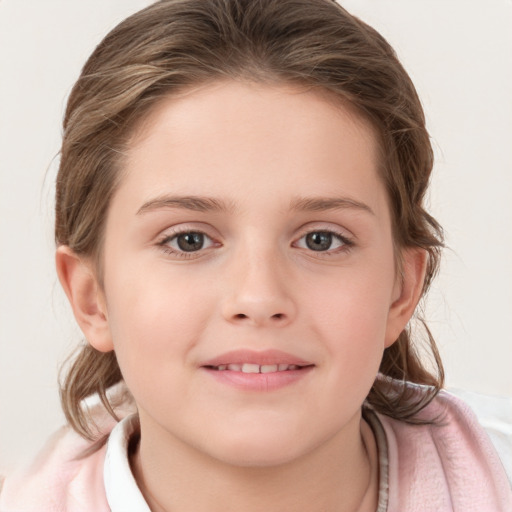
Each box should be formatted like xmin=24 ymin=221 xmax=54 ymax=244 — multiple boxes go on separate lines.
xmin=310 ymin=271 xmax=394 ymax=338
xmin=305 ymin=259 xmax=395 ymax=373
xmin=103 ymin=265 xmax=213 ymax=381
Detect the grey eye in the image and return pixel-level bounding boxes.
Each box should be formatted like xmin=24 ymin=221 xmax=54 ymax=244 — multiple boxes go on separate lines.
xmin=295 ymin=230 xmax=347 ymax=252
xmin=305 ymin=231 xmax=334 ymax=251
xmin=174 ymin=232 xmax=207 ymax=252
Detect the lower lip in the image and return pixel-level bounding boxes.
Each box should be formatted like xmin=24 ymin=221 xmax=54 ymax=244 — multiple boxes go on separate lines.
xmin=201 ymin=366 xmax=314 ymax=392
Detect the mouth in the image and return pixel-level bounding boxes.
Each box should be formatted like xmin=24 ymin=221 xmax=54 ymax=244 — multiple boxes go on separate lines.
xmin=205 ymin=363 xmax=308 ymax=373
xmin=200 ymin=350 xmax=314 ymax=391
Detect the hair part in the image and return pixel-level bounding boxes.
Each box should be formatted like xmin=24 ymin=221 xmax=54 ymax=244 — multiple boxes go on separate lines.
xmin=57 ymin=0 xmax=444 ymax=441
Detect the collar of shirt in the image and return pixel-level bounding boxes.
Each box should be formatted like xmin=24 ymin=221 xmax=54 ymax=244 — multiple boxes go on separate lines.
xmin=104 ymin=413 xmax=151 ymax=512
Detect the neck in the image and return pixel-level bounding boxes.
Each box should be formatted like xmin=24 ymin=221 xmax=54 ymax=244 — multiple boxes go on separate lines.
xmin=131 ymin=412 xmax=379 ymax=512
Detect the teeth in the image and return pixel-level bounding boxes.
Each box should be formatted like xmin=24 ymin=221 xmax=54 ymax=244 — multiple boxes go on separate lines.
xmin=241 ymin=363 xmax=260 ymax=374
xmin=214 ymin=363 xmax=302 ymax=372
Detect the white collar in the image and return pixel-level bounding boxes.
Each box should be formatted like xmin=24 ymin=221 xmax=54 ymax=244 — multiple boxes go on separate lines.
xmin=104 ymin=413 xmax=151 ymax=512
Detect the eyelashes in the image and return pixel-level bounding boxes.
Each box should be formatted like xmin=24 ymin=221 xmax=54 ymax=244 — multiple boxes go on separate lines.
xmin=157 ymin=230 xmax=217 ymax=259
xmin=293 ymin=230 xmax=354 ymax=253
xmin=156 ymin=227 xmax=355 ymax=260
xmin=163 ymin=231 xmax=214 ymax=252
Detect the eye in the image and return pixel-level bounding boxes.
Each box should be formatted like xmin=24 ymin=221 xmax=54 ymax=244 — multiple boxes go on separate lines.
xmin=295 ymin=230 xmax=351 ymax=252
xmin=160 ymin=231 xmax=215 ymax=253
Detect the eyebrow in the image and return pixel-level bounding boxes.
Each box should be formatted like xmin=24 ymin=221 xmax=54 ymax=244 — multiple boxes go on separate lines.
xmin=290 ymin=196 xmax=375 ymax=216
xmin=136 ymin=194 xmax=374 ymax=216
xmin=137 ymin=195 xmax=234 ymax=215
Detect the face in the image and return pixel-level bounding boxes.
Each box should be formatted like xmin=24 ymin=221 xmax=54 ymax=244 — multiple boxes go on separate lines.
xmin=96 ymin=81 xmax=406 ymax=466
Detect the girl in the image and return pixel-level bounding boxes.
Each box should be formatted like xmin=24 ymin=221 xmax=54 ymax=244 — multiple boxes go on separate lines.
xmin=1 ymin=0 xmax=510 ymax=510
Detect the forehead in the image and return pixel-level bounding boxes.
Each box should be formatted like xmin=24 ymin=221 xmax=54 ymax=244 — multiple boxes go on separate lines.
xmin=130 ymin=80 xmax=376 ymax=154
xmin=117 ymin=80 xmax=386 ymax=215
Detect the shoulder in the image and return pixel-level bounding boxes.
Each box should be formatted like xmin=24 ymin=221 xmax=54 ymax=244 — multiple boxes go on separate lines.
xmin=0 ymin=384 xmax=135 ymax=512
xmin=377 ymin=387 xmax=512 ymax=512
xmin=447 ymin=386 xmax=512 ymax=482
xmin=0 ymin=383 xmax=136 ymax=511
xmin=0 ymin=425 xmax=111 ymax=512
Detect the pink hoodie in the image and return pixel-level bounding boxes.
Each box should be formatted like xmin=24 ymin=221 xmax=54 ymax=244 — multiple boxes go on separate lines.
xmin=1 ymin=390 xmax=511 ymax=511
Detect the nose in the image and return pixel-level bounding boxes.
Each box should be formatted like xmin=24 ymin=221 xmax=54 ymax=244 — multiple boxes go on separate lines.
xmin=221 ymin=248 xmax=297 ymax=328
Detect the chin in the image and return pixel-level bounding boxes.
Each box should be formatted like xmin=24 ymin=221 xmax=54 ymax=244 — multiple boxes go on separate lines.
xmin=201 ymin=423 xmax=317 ymax=468
xmin=214 ymin=442 xmax=304 ymax=468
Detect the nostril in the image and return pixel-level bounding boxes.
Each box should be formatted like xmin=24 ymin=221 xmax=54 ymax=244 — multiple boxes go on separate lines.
xmin=232 ymin=312 xmax=285 ymax=321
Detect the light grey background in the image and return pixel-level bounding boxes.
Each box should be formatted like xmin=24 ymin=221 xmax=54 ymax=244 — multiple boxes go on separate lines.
xmin=1 ymin=0 xmax=511 ymax=474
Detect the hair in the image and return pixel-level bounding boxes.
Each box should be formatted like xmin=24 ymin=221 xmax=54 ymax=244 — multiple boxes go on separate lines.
xmin=56 ymin=0 xmax=444 ymax=442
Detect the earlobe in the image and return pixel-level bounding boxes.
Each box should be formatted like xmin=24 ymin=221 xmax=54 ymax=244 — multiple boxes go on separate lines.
xmin=55 ymin=246 xmax=114 ymax=353
xmin=384 ymin=248 xmax=427 ymax=348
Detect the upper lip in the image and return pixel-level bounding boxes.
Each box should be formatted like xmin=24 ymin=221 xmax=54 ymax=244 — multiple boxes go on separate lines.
xmin=201 ymin=349 xmax=313 ymax=367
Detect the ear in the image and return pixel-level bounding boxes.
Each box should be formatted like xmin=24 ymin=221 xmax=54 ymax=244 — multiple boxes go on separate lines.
xmin=56 ymin=246 xmax=114 ymax=353
xmin=384 ymin=248 xmax=427 ymax=348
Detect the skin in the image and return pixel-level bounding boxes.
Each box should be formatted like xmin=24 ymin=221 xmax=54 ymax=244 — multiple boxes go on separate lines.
xmin=57 ymin=81 xmax=426 ymax=511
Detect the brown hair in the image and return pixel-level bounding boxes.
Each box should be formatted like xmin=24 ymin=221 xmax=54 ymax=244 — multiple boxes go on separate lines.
xmin=57 ymin=0 xmax=444 ymax=441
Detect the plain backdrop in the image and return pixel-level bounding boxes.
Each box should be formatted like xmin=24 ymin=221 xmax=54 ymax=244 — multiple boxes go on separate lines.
xmin=1 ymin=0 xmax=511 ymax=474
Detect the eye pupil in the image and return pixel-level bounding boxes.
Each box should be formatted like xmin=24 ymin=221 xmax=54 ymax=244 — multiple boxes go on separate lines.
xmin=177 ymin=232 xmax=204 ymax=251
xmin=306 ymin=231 xmax=332 ymax=251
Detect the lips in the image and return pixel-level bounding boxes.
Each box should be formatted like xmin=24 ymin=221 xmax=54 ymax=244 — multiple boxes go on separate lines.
xmin=200 ymin=349 xmax=314 ymax=391
xmin=201 ymin=349 xmax=313 ymax=370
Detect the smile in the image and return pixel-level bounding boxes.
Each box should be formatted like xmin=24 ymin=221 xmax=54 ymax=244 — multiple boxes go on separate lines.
xmin=201 ymin=350 xmax=314 ymax=391
xmin=207 ymin=363 xmax=305 ymax=373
